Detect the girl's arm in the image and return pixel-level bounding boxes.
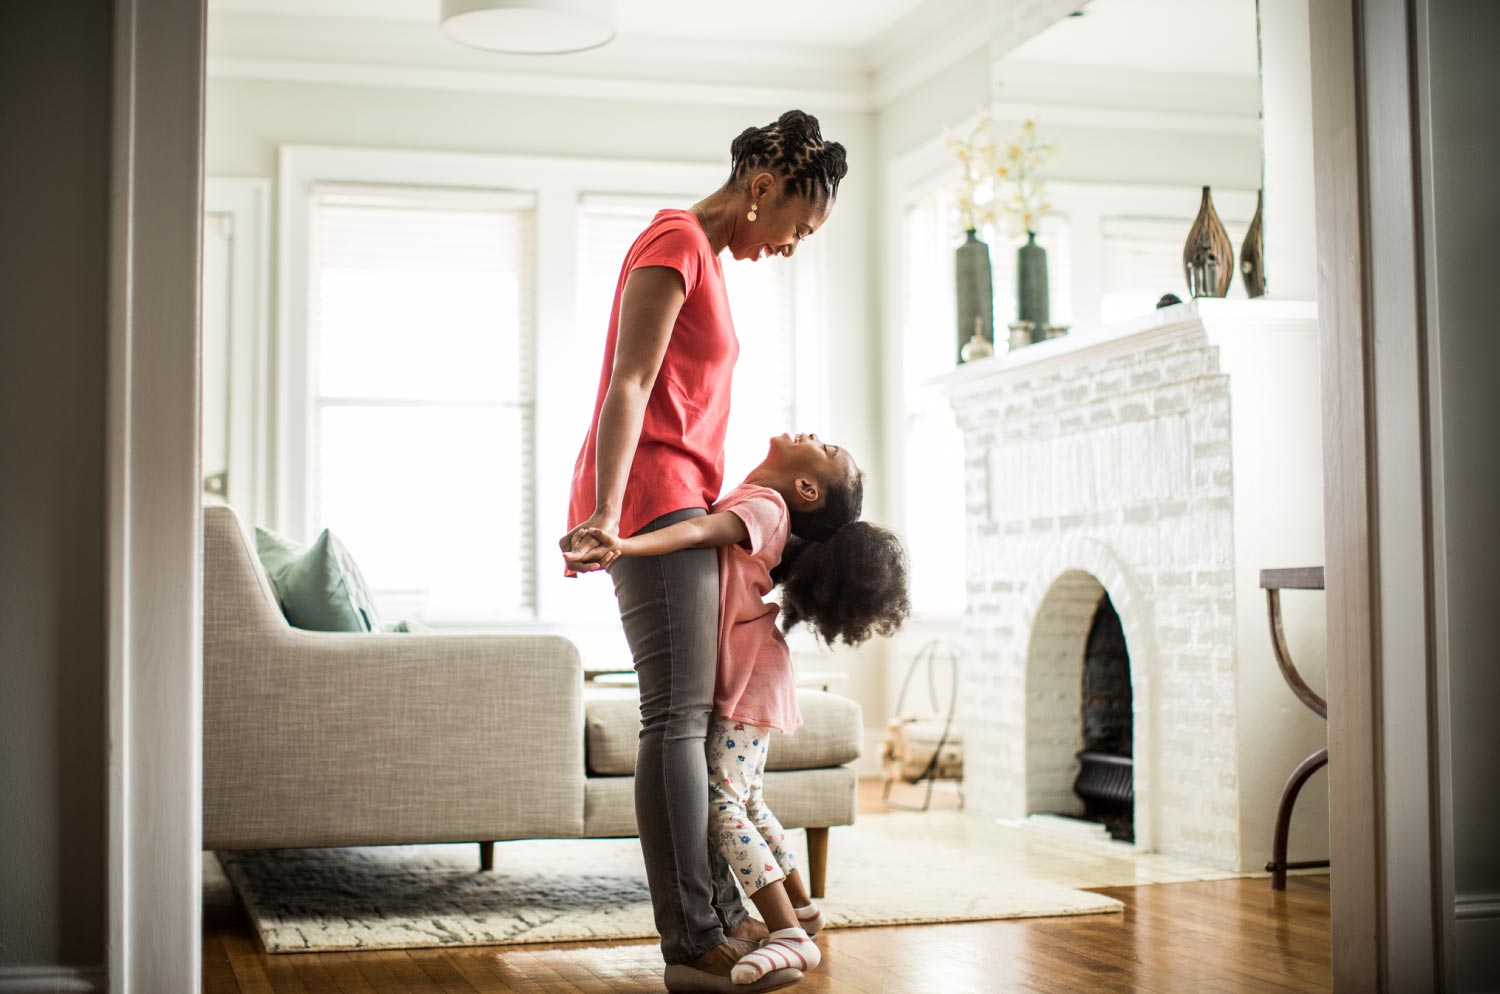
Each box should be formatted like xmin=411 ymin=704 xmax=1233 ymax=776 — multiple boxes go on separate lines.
xmin=562 ymin=266 xmax=684 ymax=571
xmin=565 ymin=512 xmax=749 ymax=566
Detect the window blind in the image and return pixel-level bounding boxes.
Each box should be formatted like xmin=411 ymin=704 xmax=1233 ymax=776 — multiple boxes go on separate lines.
xmin=1100 ymin=214 xmax=1249 ymax=326
xmin=307 ymin=183 xmax=537 ymax=622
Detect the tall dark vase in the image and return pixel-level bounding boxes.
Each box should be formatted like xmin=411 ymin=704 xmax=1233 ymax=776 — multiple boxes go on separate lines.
xmin=1240 ymin=190 xmax=1266 ymax=298
xmin=1017 ymin=231 xmax=1050 ymax=343
xmin=955 ymin=228 xmax=994 ymax=362
xmin=1182 ymin=186 xmax=1234 ymax=298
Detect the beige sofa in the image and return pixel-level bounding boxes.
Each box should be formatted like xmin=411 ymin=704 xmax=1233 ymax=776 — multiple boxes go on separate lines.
xmin=201 ymin=504 xmax=861 ymax=894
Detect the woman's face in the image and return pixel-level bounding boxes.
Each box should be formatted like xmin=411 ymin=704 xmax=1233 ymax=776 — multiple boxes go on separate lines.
xmin=729 ymin=173 xmax=833 ymax=262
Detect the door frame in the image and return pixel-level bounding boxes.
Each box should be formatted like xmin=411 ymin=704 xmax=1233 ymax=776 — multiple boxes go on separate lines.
xmin=1309 ymin=0 xmax=1454 ymax=989
xmin=106 ymin=0 xmax=204 ymax=991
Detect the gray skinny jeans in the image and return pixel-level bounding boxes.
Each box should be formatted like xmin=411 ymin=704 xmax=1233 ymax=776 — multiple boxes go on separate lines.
xmin=609 ymin=507 xmax=748 ymax=964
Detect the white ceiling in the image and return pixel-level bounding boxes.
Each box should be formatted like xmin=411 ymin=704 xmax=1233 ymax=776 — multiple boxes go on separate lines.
xmin=1006 ymin=0 xmax=1259 ymax=77
xmin=207 ymin=0 xmax=933 ymax=49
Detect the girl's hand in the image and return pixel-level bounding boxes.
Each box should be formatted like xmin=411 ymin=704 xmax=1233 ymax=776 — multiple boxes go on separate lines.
xmin=563 ymin=527 xmax=625 ymax=571
xmin=560 ymin=510 xmax=619 ymax=573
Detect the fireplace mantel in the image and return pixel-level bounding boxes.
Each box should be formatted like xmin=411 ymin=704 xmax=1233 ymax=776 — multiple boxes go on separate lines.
xmin=935 ymin=297 xmax=1326 ymax=871
xmin=934 ymin=298 xmax=1318 ymax=398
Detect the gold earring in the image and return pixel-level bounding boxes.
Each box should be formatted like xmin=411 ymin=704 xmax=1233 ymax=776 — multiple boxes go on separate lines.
xmin=747 ymin=202 xmax=758 ymax=222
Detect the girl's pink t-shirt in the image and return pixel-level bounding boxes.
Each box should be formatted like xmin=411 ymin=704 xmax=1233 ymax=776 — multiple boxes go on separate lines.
xmin=567 ymin=210 xmax=739 ymax=546
xmin=712 ymin=483 xmax=802 ymax=734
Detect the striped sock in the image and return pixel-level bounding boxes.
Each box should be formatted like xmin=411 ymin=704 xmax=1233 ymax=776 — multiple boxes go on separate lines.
xmin=731 ymin=927 xmax=820 ymax=984
xmin=794 ymin=902 xmax=825 ymax=936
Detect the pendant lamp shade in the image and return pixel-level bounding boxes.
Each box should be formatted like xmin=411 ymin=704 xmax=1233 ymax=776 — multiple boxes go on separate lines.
xmin=441 ymin=0 xmax=614 ymax=55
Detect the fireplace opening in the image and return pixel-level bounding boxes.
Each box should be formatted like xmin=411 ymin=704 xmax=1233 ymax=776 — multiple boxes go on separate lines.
xmin=1074 ymin=593 xmax=1134 ymax=842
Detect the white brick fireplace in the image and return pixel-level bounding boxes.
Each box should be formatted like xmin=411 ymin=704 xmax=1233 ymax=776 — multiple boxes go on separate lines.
xmin=937 ymin=299 xmax=1329 ymax=871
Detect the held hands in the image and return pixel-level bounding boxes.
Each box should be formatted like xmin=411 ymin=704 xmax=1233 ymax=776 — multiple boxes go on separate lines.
xmin=561 ymin=513 xmax=625 ymax=573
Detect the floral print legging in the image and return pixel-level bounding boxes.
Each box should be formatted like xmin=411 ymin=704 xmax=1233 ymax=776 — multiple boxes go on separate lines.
xmin=706 ymin=716 xmax=798 ymax=896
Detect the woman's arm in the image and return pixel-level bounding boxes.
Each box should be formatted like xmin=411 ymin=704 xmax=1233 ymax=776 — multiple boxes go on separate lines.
xmin=562 ymin=265 xmax=686 ymax=570
xmin=565 ymin=511 xmax=749 ymax=567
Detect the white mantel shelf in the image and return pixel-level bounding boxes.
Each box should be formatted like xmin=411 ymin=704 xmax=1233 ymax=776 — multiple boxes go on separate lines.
xmin=932 ymin=298 xmax=1318 ymax=400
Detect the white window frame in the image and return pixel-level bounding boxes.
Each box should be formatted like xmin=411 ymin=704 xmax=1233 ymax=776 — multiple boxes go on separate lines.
xmin=882 ymin=132 xmax=1258 ymax=625
xmin=278 ymin=145 xmax=826 ymax=637
xmin=204 ymin=177 xmax=272 ymax=528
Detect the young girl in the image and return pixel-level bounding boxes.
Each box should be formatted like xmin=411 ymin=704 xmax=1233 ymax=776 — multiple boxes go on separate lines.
xmin=568 ymin=431 xmax=909 ymax=986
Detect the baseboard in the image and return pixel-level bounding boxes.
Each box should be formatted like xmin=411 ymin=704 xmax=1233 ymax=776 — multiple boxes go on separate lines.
xmin=1456 ymin=893 xmax=1500 ymax=992
xmin=0 ymin=966 xmax=106 ymax=994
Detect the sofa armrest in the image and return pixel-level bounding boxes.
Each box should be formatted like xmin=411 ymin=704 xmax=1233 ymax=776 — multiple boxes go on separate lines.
xmin=203 ymin=630 xmax=584 ymax=850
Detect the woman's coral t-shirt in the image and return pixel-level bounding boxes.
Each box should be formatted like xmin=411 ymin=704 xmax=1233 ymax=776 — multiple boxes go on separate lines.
xmin=567 ymin=210 xmax=738 ymax=543
xmin=713 ymin=484 xmax=802 ymax=735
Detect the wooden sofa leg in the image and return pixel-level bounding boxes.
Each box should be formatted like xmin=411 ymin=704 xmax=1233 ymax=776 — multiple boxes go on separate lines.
xmin=806 ymin=827 xmax=828 ymax=899
xmin=479 ymin=841 xmax=494 ymax=871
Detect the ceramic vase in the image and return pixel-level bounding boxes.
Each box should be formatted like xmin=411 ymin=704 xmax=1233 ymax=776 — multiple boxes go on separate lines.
xmin=1182 ymin=186 xmax=1234 ymax=298
xmin=1017 ymin=231 xmax=1050 ymax=343
xmin=955 ymin=228 xmax=994 ymax=363
xmin=1240 ymin=190 xmax=1266 ymax=298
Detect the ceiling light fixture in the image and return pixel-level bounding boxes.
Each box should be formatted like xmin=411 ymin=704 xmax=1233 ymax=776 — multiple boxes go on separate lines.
xmin=440 ymin=0 xmax=615 ymax=55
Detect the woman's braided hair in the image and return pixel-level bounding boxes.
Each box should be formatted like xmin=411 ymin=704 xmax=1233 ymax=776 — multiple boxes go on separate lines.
xmin=729 ymin=110 xmax=849 ymax=207
xmin=770 ymin=469 xmax=911 ymax=647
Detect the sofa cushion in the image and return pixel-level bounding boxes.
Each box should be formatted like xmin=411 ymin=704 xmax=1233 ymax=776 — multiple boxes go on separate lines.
xmin=255 ymin=526 xmax=383 ymax=633
xmin=584 ymin=767 xmax=858 ymax=837
xmin=585 ymin=688 xmax=862 ymax=776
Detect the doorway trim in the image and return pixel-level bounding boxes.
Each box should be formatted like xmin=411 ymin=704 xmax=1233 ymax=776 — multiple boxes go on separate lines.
xmin=106 ymin=0 xmax=205 ymax=990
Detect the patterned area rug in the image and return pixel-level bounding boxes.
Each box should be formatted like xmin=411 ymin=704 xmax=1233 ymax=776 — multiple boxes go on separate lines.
xmin=218 ymin=817 xmax=1123 ymax=953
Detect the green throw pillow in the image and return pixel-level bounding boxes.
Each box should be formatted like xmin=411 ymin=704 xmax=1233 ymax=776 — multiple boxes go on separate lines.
xmin=254 ymin=526 xmax=383 ymax=633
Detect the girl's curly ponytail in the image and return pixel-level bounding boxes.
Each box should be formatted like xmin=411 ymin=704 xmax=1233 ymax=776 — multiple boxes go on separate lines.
xmin=775 ymin=523 xmax=910 ymax=647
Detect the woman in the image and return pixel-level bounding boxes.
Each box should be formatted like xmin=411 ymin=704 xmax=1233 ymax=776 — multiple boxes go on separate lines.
xmin=562 ymin=110 xmax=847 ymax=994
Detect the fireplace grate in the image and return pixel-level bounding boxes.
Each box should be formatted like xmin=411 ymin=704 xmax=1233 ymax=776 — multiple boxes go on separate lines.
xmin=1074 ymin=750 xmax=1135 ymax=842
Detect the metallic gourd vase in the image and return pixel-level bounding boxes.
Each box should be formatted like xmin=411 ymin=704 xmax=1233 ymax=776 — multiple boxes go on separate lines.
xmin=1240 ymin=189 xmax=1266 ymax=298
xmin=955 ymin=228 xmax=995 ymax=363
xmin=1183 ymin=186 xmax=1234 ymax=298
xmin=1017 ymin=231 xmax=1050 ymax=343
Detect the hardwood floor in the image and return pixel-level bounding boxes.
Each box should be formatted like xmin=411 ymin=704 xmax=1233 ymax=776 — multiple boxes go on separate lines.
xmin=203 ymin=782 xmax=1331 ymax=994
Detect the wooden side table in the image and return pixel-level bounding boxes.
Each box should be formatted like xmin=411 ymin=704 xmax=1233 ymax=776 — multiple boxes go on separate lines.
xmin=1260 ymin=566 xmax=1331 ymax=890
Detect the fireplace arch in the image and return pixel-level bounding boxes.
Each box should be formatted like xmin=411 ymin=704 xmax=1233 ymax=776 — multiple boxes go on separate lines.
xmin=1020 ymin=540 xmax=1156 ymax=851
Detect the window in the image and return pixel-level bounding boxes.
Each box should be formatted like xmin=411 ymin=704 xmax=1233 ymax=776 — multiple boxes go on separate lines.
xmin=305 ymin=184 xmax=536 ymax=623
xmin=897 ymin=185 xmax=1074 ymax=616
xmin=897 ymin=189 xmax=980 ymax=618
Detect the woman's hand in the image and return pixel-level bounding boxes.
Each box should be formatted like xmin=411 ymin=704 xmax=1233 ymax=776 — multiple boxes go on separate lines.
xmin=563 ymin=526 xmax=626 ymax=571
xmin=560 ymin=510 xmax=620 ymax=573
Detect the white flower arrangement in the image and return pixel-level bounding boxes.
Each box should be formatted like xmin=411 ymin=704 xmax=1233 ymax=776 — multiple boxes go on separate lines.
xmin=945 ymin=116 xmax=1056 ymax=237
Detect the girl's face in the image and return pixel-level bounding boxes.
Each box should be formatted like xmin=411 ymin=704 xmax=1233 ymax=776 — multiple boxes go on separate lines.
xmin=761 ymin=432 xmax=858 ymax=507
xmin=729 ymin=173 xmax=833 ymax=262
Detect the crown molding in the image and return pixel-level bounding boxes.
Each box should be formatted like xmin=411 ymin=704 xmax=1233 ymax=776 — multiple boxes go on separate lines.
xmin=207 ymin=56 xmax=873 ymax=111
xmin=205 ymin=1 xmax=1262 ymax=135
xmin=866 ymin=0 xmax=1091 ymax=108
xmin=208 ymin=11 xmax=874 ymax=110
